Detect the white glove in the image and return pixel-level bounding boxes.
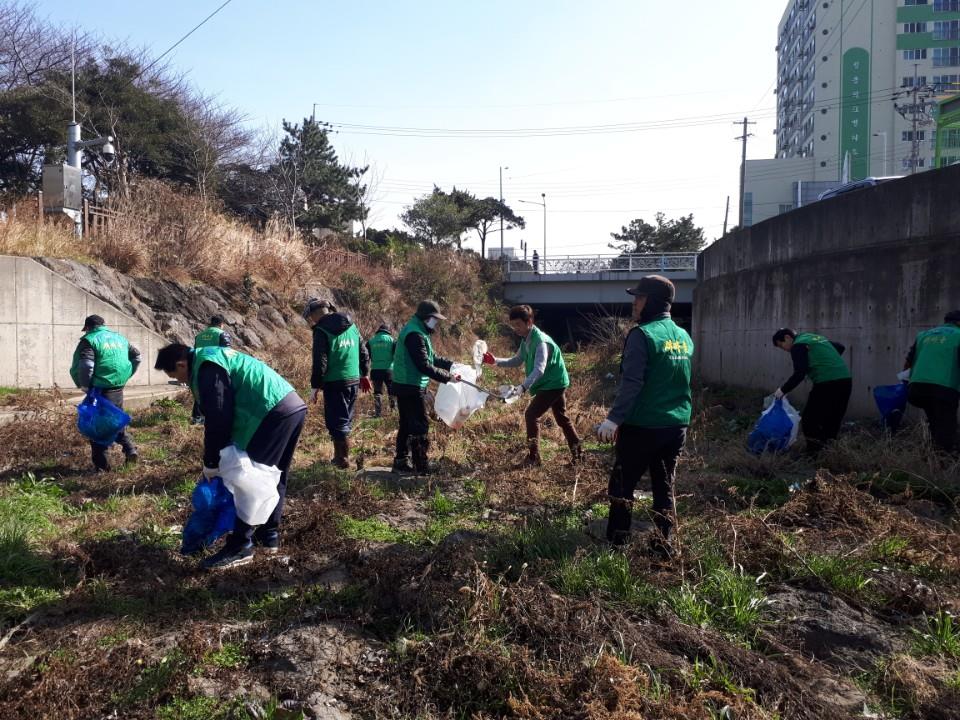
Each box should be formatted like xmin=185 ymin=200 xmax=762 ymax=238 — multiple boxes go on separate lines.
xmin=506 ymin=385 xmax=525 ymax=399
xmin=773 ymin=388 xmax=784 ymax=400
xmin=202 ymin=465 xmax=219 ymax=480
xmin=597 ymin=419 xmax=619 ymax=443
xmin=311 ymin=388 xmax=321 ymax=404
xmin=897 ymin=369 xmax=911 ymax=382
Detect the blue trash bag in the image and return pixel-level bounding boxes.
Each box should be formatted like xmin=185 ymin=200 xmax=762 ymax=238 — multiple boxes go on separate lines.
xmin=181 ymin=476 xmax=237 ymax=555
xmin=874 ymin=383 xmax=908 ymax=433
xmin=747 ymin=398 xmax=798 ymax=455
xmin=76 ymin=388 xmax=132 ymax=446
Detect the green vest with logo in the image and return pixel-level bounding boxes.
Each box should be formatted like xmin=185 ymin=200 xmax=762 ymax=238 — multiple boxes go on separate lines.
xmin=625 ymin=318 xmax=694 ymax=428
xmin=911 ymin=325 xmax=960 ymax=391
xmin=793 ymin=332 xmax=851 ymax=384
xmin=524 ymin=326 xmax=569 ymax=396
xmin=319 ymin=324 xmax=361 ymax=382
xmin=70 ymin=326 xmax=133 ymax=389
xmin=394 ymin=317 xmax=434 ymax=390
xmin=190 ymin=347 xmax=294 ymax=451
xmin=368 ymin=331 xmax=396 ymax=372
xmin=194 ymin=326 xmax=224 ymax=349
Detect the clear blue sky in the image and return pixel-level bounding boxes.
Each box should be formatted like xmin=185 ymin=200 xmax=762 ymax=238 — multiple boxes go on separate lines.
xmin=40 ymin=0 xmax=784 ymax=256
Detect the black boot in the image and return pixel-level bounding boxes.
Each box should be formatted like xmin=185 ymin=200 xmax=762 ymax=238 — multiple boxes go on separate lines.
xmin=332 ymin=439 xmax=351 ymax=469
xmin=373 ymin=394 xmax=383 ymax=418
xmin=606 ymin=498 xmax=633 ymax=546
xmin=411 ymin=435 xmax=437 ymax=475
xmin=649 ymin=509 xmax=675 ymax=559
xmin=119 ymin=432 xmax=138 ymax=464
xmin=91 ymin=443 xmax=110 ymax=472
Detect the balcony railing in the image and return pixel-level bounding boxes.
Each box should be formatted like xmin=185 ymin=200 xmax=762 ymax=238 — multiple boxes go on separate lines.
xmin=504 ymin=253 xmax=698 ymax=277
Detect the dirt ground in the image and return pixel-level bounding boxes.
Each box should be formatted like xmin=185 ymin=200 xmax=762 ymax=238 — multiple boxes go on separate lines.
xmin=1 ymin=362 xmax=959 ymax=720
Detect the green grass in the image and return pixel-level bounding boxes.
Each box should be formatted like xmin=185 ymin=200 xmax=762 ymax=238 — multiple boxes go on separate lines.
xmin=727 ymin=476 xmax=791 ymax=508
xmin=870 ymin=536 xmax=911 ymax=563
xmin=489 ymin=513 xmax=586 ymax=570
xmin=245 ymin=583 xmax=365 ymax=622
xmin=156 ymin=697 xmax=226 ymax=720
xmin=668 ymin=566 xmax=769 ymax=640
xmin=912 ymin=610 xmax=960 ymax=658
xmin=427 ymin=489 xmax=456 ymax=516
xmin=803 ymin=554 xmax=873 ymax=595
xmin=337 ymin=516 xmax=413 ymax=543
xmin=117 ymin=648 xmax=190 ymax=706
xmin=554 ymin=550 xmax=658 ymax=610
xmin=205 ymin=642 xmax=248 ymax=670
xmin=689 ymin=655 xmax=756 ymax=704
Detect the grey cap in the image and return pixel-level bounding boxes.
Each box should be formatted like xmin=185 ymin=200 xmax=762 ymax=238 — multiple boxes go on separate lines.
xmin=416 ymin=300 xmax=446 ymax=320
xmin=302 ymin=297 xmax=335 ymax=320
xmin=626 ymin=274 xmax=676 ymax=303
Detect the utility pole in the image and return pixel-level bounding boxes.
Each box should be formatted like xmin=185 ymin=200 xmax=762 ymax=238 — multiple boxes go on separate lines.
xmin=896 ymin=64 xmax=935 ymax=175
xmin=723 ymin=195 xmax=730 ymax=236
xmin=734 ymin=117 xmax=756 ymax=228
xmin=911 ymin=64 xmax=921 ymax=175
xmin=499 ymin=165 xmax=508 ymax=259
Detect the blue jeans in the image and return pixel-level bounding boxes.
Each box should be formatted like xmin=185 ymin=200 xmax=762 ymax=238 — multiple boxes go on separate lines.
xmin=323 ymin=383 xmax=359 ymax=440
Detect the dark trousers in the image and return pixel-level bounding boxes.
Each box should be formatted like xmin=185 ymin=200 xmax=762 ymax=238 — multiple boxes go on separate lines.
xmin=524 ymin=388 xmax=580 ymax=447
xmin=322 ymin=383 xmax=358 ymax=440
xmin=395 ymin=387 xmax=429 ymax=459
xmin=371 ymin=369 xmax=394 ymax=397
xmin=90 ymin=387 xmax=136 ymax=470
xmin=909 ymin=382 xmax=959 ymax=454
xmin=230 ymin=405 xmax=307 ymax=547
xmin=191 ymin=400 xmax=203 ymax=422
xmin=801 ymin=378 xmax=852 ymax=454
xmin=607 ymin=425 xmax=686 ymax=545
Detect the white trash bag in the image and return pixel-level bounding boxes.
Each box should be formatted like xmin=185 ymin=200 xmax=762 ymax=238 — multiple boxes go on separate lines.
xmin=218 ymin=445 xmax=281 ymax=525
xmin=435 ymin=362 xmax=489 ymax=429
xmin=472 ymin=340 xmax=488 ymax=369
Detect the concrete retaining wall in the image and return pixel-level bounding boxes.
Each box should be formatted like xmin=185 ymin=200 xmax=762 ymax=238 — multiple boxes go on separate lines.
xmin=694 ymin=165 xmax=960 ymax=417
xmin=0 ymin=255 xmax=170 ymax=388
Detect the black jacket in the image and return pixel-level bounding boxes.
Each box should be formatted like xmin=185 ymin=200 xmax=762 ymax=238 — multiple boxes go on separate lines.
xmin=393 ymin=331 xmax=454 ymax=395
xmin=310 ymin=313 xmax=371 ymax=389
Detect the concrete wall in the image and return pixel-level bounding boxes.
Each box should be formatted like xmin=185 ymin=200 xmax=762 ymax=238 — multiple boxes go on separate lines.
xmin=0 ymin=256 xmax=170 ymax=388
xmin=504 ymin=270 xmax=697 ymax=306
xmin=694 ymin=166 xmax=960 ymax=417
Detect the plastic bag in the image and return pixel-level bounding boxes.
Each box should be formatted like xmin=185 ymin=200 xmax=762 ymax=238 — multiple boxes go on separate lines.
xmin=472 ymin=340 xmax=488 ymax=369
xmin=218 ymin=445 xmax=281 ymax=525
xmin=181 ymin=476 xmax=236 ymax=555
xmin=747 ymin=397 xmax=801 ymax=455
xmin=76 ymin=388 xmax=132 ymax=446
xmin=874 ymin=383 xmax=908 ymax=433
xmin=435 ymin=363 xmax=489 ymax=429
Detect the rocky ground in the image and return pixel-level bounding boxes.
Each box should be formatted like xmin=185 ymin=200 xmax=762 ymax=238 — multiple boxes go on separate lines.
xmin=0 ymin=352 xmax=959 ymax=719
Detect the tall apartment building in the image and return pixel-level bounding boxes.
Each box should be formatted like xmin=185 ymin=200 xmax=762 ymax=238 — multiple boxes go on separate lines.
xmin=743 ymin=0 xmax=960 ymax=227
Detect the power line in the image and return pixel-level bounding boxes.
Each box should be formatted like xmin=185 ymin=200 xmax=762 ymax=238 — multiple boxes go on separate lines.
xmin=134 ymin=0 xmax=236 ymax=82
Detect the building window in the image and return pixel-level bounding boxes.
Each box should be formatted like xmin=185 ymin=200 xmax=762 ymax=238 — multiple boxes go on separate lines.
xmin=933 ymin=74 xmax=960 ymax=92
xmin=903 ymin=22 xmax=929 ymax=33
xmin=933 ymin=20 xmax=960 ymax=40
xmin=934 ymin=47 xmax=960 ymax=66
xmin=934 ymin=0 xmax=960 ymax=11
xmin=902 ymin=130 xmax=927 ymax=141
xmin=904 ymin=49 xmax=928 ymax=60
xmin=902 ymin=75 xmax=929 ymax=87
xmin=906 ymin=0 xmax=929 ymax=5
xmin=744 ymin=192 xmax=753 ymax=227
xmin=779 ymin=204 xmax=794 ymax=214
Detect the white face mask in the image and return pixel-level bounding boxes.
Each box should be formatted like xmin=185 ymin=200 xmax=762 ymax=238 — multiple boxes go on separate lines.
xmin=425 ymin=317 xmax=439 ymax=330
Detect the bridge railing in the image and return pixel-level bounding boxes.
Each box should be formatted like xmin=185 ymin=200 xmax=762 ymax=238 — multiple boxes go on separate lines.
xmin=504 ymin=253 xmax=698 ymax=276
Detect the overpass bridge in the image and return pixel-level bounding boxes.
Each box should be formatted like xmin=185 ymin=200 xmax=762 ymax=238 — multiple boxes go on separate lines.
xmin=501 ymin=253 xmax=698 ymax=343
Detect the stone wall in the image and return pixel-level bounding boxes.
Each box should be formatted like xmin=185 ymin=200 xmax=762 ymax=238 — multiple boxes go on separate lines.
xmin=694 ymin=165 xmax=960 ymax=416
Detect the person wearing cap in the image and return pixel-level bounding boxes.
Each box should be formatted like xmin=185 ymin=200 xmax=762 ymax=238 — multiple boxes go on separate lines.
xmin=772 ymin=328 xmax=851 ymax=455
xmin=903 ymin=310 xmax=960 ymax=454
xmin=302 ymin=298 xmax=372 ymax=469
xmin=191 ymin=314 xmax=232 ymax=425
xmin=392 ymin=300 xmax=460 ymax=474
xmin=482 ymin=304 xmax=581 ymax=467
xmin=70 ymin=315 xmax=142 ymax=471
xmin=154 ymin=343 xmax=307 ymax=569
xmin=596 ymin=276 xmax=693 ymax=556
xmin=366 ymin=323 xmax=396 ymax=418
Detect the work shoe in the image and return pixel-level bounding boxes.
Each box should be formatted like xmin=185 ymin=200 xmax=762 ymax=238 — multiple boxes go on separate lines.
xmin=647 ymin=536 xmax=675 ymax=561
xmin=253 ymin=528 xmax=280 ymax=555
xmin=373 ymin=395 xmax=383 ymax=418
xmin=515 ymin=440 xmax=542 ymax=468
xmin=411 ymin=435 xmax=438 ymax=475
xmin=569 ymin=442 xmax=584 ymax=465
xmin=332 ymin=439 xmax=351 ymax=470
xmin=190 ymin=416 xmax=205 ymax=426
xmin=123 ymin=452 xmax=139 ymax=466
xmin=202 ymin=544 xmax=254 ymax=570
xmin=391 ymin=457 xmax=415 ymax=474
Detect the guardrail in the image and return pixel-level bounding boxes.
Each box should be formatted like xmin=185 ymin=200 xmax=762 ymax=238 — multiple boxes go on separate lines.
xmin=504 ymin=253 xmax=698 ymax=276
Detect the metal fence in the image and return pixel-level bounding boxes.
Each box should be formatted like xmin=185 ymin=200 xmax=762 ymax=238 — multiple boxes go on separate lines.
xmin=504 ymin=253 xmax=698 ymax=276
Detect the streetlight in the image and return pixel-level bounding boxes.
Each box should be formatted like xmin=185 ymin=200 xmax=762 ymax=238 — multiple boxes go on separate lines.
xmin=499 ymin=165 xmax=509 ymax=259
xmin=518 ymin=192 xmax=546 ymax=265
xmin=873 ymin=131 xmax=889 ymax=176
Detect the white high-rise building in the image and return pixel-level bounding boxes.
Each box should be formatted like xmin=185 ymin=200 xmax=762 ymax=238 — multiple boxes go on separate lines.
xmin=743 ymin=0 xmax=960 ymax=227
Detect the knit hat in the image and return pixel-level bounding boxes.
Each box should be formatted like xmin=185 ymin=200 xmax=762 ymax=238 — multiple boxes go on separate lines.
xmin=302 ymin=297 xmax=335 ymax=320
xmin=82 ymin=314 xmax=105 ymax=331
xmin=626 ymin=275 xmax=676 ymax=303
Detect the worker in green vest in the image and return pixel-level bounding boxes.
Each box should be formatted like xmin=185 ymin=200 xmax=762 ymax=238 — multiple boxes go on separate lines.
xmin=772 ymin=328 xmax=852 ymax=455
xmin=70 ymin=314 xmax=142 ymax=471
xmin=154 ymin=343 xmax=307 ymax=570
xmin=392 ymin=300 xmax=461 ymax=474
xmin=482 ymin=304 xmax=581 ymax=466
xmin=303 ymin=298 xmax=371 ymax=469
xmin=903 ymin=310 xmax=960 ymax=454
xmin=190 ymin=314 xmax=232 ymax=425
xmin=596 ymin=276 xmax=693 ymax=557
xmin=366 ymin=323 xmax=396 ymax=418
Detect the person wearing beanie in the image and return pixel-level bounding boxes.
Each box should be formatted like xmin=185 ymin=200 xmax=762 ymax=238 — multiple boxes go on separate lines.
xmin=69 ymin=314 xmax=142 ymax=471
xmin=154 ymin=343 xmax=307 ymax=569
xmin=366 ymin=323 xmax=397 ymax=418
xmin=903 ymin=310 xmax=960 ymax=454
xmin=482 ymin=304 xmax=581 ymax=467
xmin=303 ymin=298 xmax=371 ymax=469
xmin=772 ymin=328 xmax=851 ymax=455
xmin=191 ymin=314 xmax=232 ymax=425
xmin=596 ymin=275 xmax=693 ymax=557
xmin=392 ymin=300 xmax=461 ymax=474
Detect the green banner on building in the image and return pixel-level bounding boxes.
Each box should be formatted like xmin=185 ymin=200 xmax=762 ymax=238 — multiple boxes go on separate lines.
xmin=840 ymin=48 xmax=871 ymax=181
